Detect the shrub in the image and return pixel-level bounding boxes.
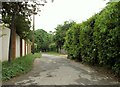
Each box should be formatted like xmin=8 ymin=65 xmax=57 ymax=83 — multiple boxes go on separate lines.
xmin=80 ymin=15 xmax=98 ymax=65
xmin=64 ymin=2 xmax=120 ymax=77
xmin=64 ymin=24 xmax=82 ymax=61
xmin=2 ymin=53 xmax=41 ymax=81
xmin=94 ymin=2 xmax=120 ymax=76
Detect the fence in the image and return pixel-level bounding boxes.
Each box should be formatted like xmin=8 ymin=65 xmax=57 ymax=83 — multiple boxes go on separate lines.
xmin=0 ymin=27 xmax=31 ymax=61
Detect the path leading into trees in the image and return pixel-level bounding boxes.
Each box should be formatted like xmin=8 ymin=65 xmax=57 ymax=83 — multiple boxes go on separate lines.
xmin=3 ymin=53 xmax=120 ymax=85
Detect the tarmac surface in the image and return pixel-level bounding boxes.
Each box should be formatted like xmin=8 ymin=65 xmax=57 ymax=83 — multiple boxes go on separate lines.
xmin=3 ymin=53 xmax=120 ymax=85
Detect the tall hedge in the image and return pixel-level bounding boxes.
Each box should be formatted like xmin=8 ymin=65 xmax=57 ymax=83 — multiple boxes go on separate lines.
xmin=80 ymin=15 xmax=98 ymax=64
xmin=64 ymin=24 xmax=82 ymax=61
xmin=64 ymin=2 xmax=120 ymax=77
xmin=94 ymin=2 xmax=120 ymax=75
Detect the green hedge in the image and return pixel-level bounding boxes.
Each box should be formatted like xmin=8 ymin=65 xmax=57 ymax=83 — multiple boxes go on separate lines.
xmin=64 ymin=2 xmax=120 ymax=77
xmin=80 ymin=15 xmax=98 ymax=64
xmin=64 ymin=24 xmax=82 ymax=61
xmin=2 ymin=53 xmax=41 ymax=81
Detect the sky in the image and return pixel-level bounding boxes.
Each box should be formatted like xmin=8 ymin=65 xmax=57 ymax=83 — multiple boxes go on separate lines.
xmin=34 ymin=0 xmax=109 ymax=32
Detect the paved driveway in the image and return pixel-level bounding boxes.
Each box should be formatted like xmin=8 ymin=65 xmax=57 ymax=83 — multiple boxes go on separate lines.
xmin=3 ymin=53 xmax=120 ymax=85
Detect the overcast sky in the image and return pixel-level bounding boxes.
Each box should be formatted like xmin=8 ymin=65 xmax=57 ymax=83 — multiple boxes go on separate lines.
xmin=34 ymin=0 xmax=108 ymax=32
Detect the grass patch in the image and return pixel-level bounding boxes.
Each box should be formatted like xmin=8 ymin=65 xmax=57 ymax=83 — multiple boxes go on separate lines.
xmin=43 ymin=51 xmax=64 ymax=56
xmin=33 ymin=52 xmax=41 ymax=58
xmin=2 ymin=53 xmax=41 ymax=81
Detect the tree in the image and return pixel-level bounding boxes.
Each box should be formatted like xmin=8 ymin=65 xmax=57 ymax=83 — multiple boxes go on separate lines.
xmin=34 ymin=29 xmax=52 ymax=52
xmin=53 ymin=21 xmax=76 ymax=52
xmin=2 ymin=0 xmax=53 ymax=62
xmin=2 ymin=2 xmax=29 ymax=62
xmin=15 ymin=15 xmax=31 ymax=39
xmin=64 ymin=23 xmax=82 ymax=61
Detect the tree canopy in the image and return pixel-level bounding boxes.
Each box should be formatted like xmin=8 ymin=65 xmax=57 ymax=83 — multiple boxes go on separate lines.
xmin=34 ymin=29 xmax=53 ymax=52
xmin=53 ymin=21 xmax=76 ymax=52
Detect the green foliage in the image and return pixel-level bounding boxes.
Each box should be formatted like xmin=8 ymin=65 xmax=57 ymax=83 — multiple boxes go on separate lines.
xmin=49 ymin=43 xmax=57 ymax=52
xmin=94 ymin=2 xmax=120 ymax=66
xmin=64 ymin=24 xmax=82 ymax=61
xmin=2 ymin=53 xmax=41 ymax=81
xmin=64 ymin=2 xmax=120 ymax=77
xmin=53 ymin=21 xmax=76 ymax=52
xmin=15 ymin=15 xmax=31 ymax=39
xmin=2 ymin=2 xmax=31 ymax=39
xmin=34 ymin=29 xmax=53 ymax=52
xmin=80 ymin=15 xmax=98 ymax=64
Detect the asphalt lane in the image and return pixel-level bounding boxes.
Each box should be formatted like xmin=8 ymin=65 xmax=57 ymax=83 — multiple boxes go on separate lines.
xmin=3 ymin=53 xmax=120 ymax=85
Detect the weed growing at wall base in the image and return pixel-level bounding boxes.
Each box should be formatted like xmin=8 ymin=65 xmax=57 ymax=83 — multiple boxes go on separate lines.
xmin=2 ymin=53 xmax=41 ymax=81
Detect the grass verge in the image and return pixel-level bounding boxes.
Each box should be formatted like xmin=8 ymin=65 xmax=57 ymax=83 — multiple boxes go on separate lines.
xmin=2 ymin=53 xmax=41 ymax=81
xmin=43 ymin=51 xmax=64 ymax=56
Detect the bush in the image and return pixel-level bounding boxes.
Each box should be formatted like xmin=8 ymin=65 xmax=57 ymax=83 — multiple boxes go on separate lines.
xmin=94 ymin=2 xmax=120 ymax=66
xmin=2 ymin=53 xmax=41 ymax=81
xmin=80 ymin=15 xmax=98 ymax=64
xmin=49 ymin=43 xmax=57 ymax=52
xmin=64 ymin=24 xmax=82 ymax=61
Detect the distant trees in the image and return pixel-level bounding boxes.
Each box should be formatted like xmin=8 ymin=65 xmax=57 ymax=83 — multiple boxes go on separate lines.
xmin=34 ymin=29 xmax=54 ymax=52
xmin=34 ymin=21 xmax=76 ymax=52
xmin=53 ymin=21 xmax=76 ymax=52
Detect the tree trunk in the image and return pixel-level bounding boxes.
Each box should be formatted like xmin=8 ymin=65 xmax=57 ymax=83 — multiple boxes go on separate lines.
xmin=56 ymin=46 xmax=59 ymax=53
xmin=8 ymin=13 xmax=15 ymax=63
xmin=8 ymin=3 xmax=19 ymax=63
xmin=59 ymin=46 xmax=61 ymax=53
